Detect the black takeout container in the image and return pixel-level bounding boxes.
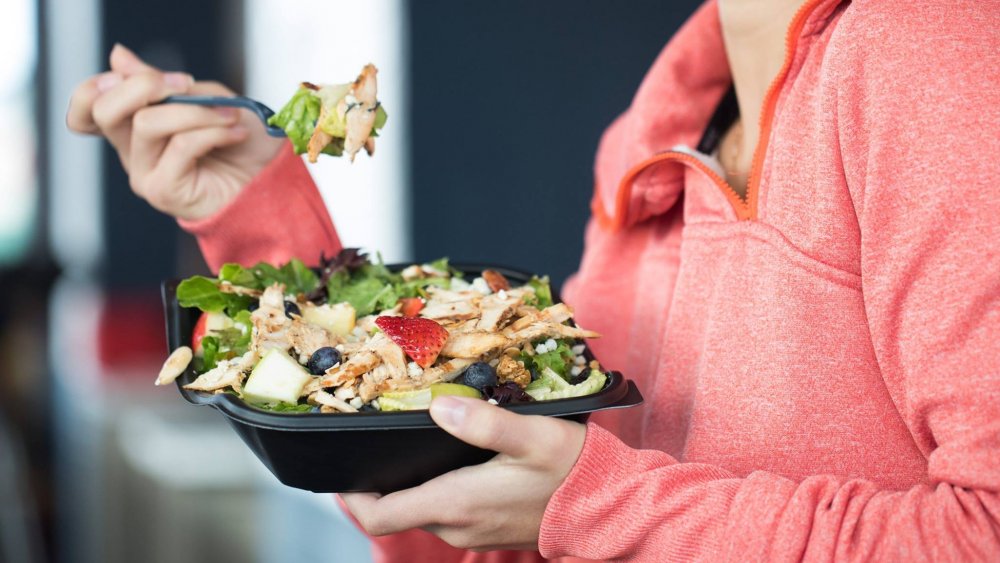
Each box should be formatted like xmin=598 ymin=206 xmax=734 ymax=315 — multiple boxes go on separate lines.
xmin=162 ymin=264 xmax=643 ymax=493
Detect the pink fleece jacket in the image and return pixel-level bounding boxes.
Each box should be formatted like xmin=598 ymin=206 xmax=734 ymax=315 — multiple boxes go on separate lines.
xmin=180 ymin=0 xmax=1000 ymax=560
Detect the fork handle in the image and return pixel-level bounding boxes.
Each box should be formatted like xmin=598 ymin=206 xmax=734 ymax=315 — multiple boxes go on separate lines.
xmin=159 ymin=95 xmax=286 ymax=137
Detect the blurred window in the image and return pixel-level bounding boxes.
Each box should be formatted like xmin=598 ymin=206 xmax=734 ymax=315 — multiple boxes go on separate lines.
xmin=0 ymin=0 xmax=38 ymax=264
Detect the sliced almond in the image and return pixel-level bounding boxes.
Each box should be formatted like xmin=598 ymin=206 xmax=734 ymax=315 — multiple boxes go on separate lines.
xmin=156 ymin=346 xmax=193 ymax=386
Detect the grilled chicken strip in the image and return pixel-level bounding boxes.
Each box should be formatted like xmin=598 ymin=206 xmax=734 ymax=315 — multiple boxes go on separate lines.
xmin=507 ymin=303 xmax=573 ymax=332
xmin=441 ymin=330 xmax=509 ymax=359
xmin=420 ymin=300 xmax=479 ymax=322
xmin=503 ymin=321 xmax=600 ymax=346
xmin=319 ymin=349 xmax=380 ymax=388
xmin=418 ymin=358 xmax=476 ymax=385
xmin=476 ymin=291 xmax=524 ymax=331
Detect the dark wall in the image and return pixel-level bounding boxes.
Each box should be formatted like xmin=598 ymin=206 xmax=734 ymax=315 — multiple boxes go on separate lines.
xmin=408 ymin=0 xmax=701 ymax=284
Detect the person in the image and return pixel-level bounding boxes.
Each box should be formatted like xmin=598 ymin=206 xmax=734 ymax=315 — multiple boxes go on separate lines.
xmin=68 ymin=0 xmax=1000 ymax=560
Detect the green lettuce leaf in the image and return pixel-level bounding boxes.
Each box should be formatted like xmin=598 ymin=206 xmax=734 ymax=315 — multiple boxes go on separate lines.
xmin=267 ymin=87 xmax=322 ymax=155
xmin=526 ymin=276 xmax=554 ymax=309
xmin=519 ymin=339 xmax=574 ymax=378
xmin=218 ymin=263 xmax=260 ymax=289
xmin=327 ymin=271 xmax=398 ymax=317
xmin=177 ymin=276 xmax=253 ymax=316
xmin=256 ymin=401 xmax=315 ymax=413
xmin=247 ymin=258 xmax=320 ymax=295
xmin=197 ymin=335 xmax=221 ymax=372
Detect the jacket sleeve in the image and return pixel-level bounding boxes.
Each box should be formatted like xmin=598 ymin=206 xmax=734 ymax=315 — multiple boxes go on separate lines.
xmin=177 ymin=142 xmax=342 ymax=272
xmin=539 ymin=2 xmax=1000 ymax=561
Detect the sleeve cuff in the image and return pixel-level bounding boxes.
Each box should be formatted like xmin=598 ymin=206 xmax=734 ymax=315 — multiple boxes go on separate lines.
xmin=178 ymin=142 xmax=341 ymax=273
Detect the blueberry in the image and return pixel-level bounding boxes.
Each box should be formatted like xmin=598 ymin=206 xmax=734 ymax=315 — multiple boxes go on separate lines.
xmin=306 ymin=347 xmax=342 ymax=375
xmin=460 ymin=362 xmax=497 ymax=392
xmin=284 ymin=301 xmax=301 ymax=318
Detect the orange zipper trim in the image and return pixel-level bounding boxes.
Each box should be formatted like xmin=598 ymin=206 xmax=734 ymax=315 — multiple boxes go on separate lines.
xmin=744 ymin=0 xmax=827 ymax=221
xmin=595 ymin=0 xmax=829 ymax=229
xmin=592 ymin=150 xmax=747 ymax=230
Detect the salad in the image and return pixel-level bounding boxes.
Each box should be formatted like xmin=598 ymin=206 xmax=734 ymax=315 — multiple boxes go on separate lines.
xmin=267 ymin=64 xmax=388 ymax=163
xmin=156 ymin=250 xmax=607 ymax=414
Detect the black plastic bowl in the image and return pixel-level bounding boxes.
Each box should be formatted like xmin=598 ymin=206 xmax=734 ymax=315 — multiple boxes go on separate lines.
xmin=161 ymin=264 xmax=643 ymax=493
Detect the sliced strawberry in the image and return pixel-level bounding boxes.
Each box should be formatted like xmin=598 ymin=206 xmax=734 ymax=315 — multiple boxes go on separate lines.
xmin=375 ymin=316 xmax=448 ymax=368
xmin=398 ymin=297 xmax=424 ymax=318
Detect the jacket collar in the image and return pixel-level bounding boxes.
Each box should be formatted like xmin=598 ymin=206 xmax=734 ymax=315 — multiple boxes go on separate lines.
xmin=592 ymin=0 xmax=846 ymax=229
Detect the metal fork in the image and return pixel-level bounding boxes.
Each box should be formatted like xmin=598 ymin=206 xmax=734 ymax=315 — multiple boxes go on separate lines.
xmin=159 ymin=95 xmax=287 ymax=137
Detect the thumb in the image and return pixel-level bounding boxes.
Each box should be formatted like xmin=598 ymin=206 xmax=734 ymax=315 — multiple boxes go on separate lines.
xmin=430 ymin=396 xmax=551 ymax=458
xmin=109 ymin=43 xmax=155 ymax=75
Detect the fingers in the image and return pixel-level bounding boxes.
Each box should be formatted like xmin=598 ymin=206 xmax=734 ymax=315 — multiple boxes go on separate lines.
xmin=67 ymin=72 xmax=115 ymax=134
xmin=108 ymin=43 xmax=155 ymax=76
xmin=157 ymin=124 xmax=248 ymax=175
xmin=341 ymin=485 xmax=464 ymax=537
xmin=129 ymin=104 xmax=241 ymax=178
xmin=91 ymin=69 xmax=194 ymax=159
xmin=131 ymin=124 xmax=247 ymax=211
xmin=67 ymin=43 xmax=163 ymax=136
xmin=430 ymin=396 xmax=544 ymax=459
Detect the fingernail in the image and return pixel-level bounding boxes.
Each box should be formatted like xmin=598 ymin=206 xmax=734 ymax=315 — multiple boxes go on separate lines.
xmin=430 ymin=396 xmax=468 ymax=429
xmin=215 ymin=107 xmax=239 ymax=119
xmin=96 ymin=72 xmax=122 ymax=92
xmin=164 ymin=72 xmax=193 ymax=90
xmin=228 ymin=125 xmax=248 ymax=138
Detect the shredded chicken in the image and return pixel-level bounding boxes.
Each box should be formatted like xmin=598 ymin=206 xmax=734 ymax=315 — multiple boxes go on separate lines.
xmin=287 ymin=320 xmax=336 ymax=361
xmin=341 ymin=64 xmax=379 ymax=161
xmin=309 ymin=390 xmax=358 ymax=413
xmin=184 ymin=351 xmax=255 ymax=392
xmin=251 ymin=284 xmax=292 ymax=353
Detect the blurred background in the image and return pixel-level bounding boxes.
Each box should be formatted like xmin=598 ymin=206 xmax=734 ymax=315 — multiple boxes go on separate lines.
xmin=0 ymin=0 xmax=700 ymax=561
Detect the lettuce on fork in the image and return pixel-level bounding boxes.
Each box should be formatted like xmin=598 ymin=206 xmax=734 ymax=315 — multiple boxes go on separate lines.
xmin=267 ymin=64 xmax=388 ymax=163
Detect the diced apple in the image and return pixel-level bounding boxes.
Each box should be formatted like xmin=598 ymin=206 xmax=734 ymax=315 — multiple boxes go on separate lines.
xmin=243 ymin=349 xmax=313 ymax=405
xmin=205 ymin=311 xmax=235 ymax=332
xmin=302 ymin=302 xmax=356 ymax=336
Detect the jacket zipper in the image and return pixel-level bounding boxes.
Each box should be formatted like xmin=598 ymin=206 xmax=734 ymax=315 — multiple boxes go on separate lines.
xmin=744 ymin=0 xmax=828 ymax=220
xmin=596 ymin=0 xmax=830 ymax=229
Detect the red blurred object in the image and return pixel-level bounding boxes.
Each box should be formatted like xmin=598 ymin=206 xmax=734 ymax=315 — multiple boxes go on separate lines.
xmin=191 ymin=312 xmax=208 ymax=354
xmin=96 ymin=291 xmax=166 ymax=377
